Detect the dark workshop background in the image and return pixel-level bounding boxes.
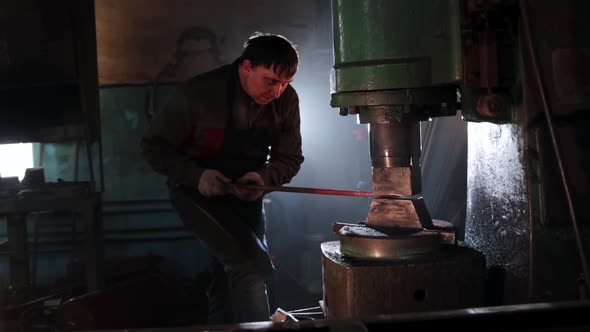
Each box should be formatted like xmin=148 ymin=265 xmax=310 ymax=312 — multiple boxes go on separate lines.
xmin=0 ymin=0 xmax=466 ymax=313
xmin=2 ymin=0 xmax=590 ymax=331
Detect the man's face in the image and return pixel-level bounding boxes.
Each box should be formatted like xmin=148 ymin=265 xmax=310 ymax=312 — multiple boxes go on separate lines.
xmin=240 ymin=59 xmax=296 ymax=105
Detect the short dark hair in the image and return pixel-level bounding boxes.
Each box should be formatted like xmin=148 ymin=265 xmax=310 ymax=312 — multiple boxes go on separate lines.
xmin=240 ymin=32 xmax=299 ymax=77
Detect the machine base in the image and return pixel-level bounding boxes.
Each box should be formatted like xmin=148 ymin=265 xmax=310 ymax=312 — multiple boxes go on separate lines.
xmin=321 ymin=241 xmax=486 ymax=319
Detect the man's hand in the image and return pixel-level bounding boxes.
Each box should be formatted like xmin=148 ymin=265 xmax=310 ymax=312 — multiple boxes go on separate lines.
xmin=198 ymin=169 xmax=231 ymax=197
xmin=233 ymin=172 xmax=264 ymax=201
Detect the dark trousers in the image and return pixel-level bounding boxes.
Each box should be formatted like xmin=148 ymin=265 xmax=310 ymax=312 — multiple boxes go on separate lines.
xmin=168 ymin=185 xmax=273 ymax=324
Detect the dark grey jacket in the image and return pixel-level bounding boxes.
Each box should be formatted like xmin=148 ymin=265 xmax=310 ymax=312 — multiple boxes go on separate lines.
xmin=141 ymin=60 xmax=304 ymax=188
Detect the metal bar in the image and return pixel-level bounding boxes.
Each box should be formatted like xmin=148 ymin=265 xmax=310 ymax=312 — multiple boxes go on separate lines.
xmin=85 ymin=140 xmax=95 ymax=184
xmin=229 ymin=183 xmax=405 ymax=199
xmin=74 ymin=140 xmax=80 ymax=181
xmin=38 ymin=143 xmax=44 ymax=167
xmin=289 ymin=306 xmax=322 ymax=313
xmin=7 ymin=213 xmax=29 ymax=288
xmin=519 ymin=0 xmax=590 ymax=296
xmin=290 ymin=312 xmax=324 ymax=315
xmin=98 ymin=125 xmax=106 ymax=193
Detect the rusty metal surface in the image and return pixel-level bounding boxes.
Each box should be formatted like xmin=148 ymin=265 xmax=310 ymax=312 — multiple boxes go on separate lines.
xmin=371 ymin=167 xmax=412 ymax=195
xmin=321 ymin=241 xmax=486 ymax=319
xmin=338 ymin=225 xmax=440 ymax=260
xmin=430 ymin=219 xmax=457 ymax=244
xmin=366 ymin=199 xmax=418 ymax=228
xmin=333 ymin=220 xmax=456 ymax=246
xmin=464 ymin=122 xmax=530 ymax=304
xmin=366 ymin=196 xmax=434 ymax=229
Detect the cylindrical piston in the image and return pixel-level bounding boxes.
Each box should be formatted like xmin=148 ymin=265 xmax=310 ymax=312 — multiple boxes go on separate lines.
xmin=369 ymin=122 xmax=421 ymax=168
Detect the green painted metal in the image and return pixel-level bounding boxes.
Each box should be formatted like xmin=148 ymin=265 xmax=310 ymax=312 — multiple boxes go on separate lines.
xmin=331 ymin=0 xmax=462 ymax=96
xmin=331 ymin=86 xmax=457 ymax=111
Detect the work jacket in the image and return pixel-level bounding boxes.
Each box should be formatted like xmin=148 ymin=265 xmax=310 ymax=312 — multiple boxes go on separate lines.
xmin=141 ymin=59 xmax=304 ymax=190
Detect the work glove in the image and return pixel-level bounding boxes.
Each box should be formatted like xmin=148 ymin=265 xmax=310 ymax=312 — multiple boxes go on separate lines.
xmin=198 ymin=169 xmax=231 ymax=197
xmin=233 ymin=172 xmax=264 ymax=201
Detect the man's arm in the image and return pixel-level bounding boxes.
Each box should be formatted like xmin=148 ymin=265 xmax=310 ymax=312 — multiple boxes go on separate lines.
xmin=140 ymin=89 xmax=204 ymax=189
xmin=256 ymin=91 xmax=304 ymax=187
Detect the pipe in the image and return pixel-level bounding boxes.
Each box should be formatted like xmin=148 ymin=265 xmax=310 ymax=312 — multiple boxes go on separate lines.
xmin=522 ymin=109 xmax=536 ymax=302
xmin=74 ymin=140 xmax=80 ymax=181
xmin=85 ymin=140 xmax=95 ymax=184
xmin=38 ymin=143 xmax=44 ymax=167
xmin=519 ymin=0 xmax=590 ymax=296
xmin=98 ymin=131 xmax=105 ymax=193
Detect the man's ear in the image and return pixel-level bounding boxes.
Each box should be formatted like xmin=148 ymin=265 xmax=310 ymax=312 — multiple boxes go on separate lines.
xmin=242 ymin=59 xmax=252 ymax=72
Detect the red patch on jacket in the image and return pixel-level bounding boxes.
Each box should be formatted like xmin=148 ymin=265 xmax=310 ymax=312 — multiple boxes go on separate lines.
xmin=198 ymin=128 xmax=224 ymax=157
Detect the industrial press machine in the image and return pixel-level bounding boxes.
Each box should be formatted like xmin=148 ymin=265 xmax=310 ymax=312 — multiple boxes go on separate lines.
xmin=321 ymin=0 xmax=590 ymax=320
xmin=321 ymin=0 xmax=487 ymax=318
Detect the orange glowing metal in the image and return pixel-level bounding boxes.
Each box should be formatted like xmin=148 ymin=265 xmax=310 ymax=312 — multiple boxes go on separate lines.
xmin=229 ymin=183 xmax=407 ymax=199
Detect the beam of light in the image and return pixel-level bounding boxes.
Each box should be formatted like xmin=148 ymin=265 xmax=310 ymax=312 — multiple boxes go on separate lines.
xmin=0 ymin=143 xmax=34 ymax=180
